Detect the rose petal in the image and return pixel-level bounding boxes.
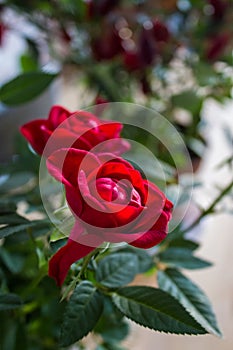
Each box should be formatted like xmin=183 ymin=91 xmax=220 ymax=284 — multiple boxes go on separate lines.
xmin=20 ymin=119 xmax=51 ymax=155
xmin=48 ymin=240 xmax=96 ymax=286
xmin=129 ymin=229 xmax=167 ymax=248
xmin=97 ymin=122 xmax=123 ymax=138
xmin=96 ymin=138 xmax=131 ymax=155
xmin=48 ymin=105 xmax=72 ymax=129
xmin=47 ymin=148 xmax=100 ymax=186
xmin=44 ymin=127 xmax=93 ymax=156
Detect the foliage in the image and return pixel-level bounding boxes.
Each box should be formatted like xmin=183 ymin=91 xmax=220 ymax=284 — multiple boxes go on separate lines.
xmin=0 ymin=0 xmax=233 ymax=349
xmin=1 ymin=0 xmax=233 ymax=157
xmin=0 ymin=135 xmax=232 ymax=349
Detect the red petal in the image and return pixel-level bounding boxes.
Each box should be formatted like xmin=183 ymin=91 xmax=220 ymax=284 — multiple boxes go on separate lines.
xmin=44 ymin=127 xmax=92 ymax=156
xmin=20 ymin=119 xmax=51 ymax=155
xmin=48 ymin=240 xmax=96 ymax=286
xmin=129 ymin=229 xmax=167 ymax=248
xmin=95 ymin=138 xmax=130 ymax=155
xmin=46 ymin=148 xmax=100 ymax=186
xmin=97 ymin=122 xmax=122 ymax=138
xmin=48 ymin=105 xmax=72 ymax=129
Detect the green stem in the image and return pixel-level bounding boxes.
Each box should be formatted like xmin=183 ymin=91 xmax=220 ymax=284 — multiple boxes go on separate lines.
xmin=27 ymin=227 xmax=37 ymax=247
xmin=61 ymin=248 xmax=99 ymax=301
xmin=182 ymin=179 xmax=233 ymax=234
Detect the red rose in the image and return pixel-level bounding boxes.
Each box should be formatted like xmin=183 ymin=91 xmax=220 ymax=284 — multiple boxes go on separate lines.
xmin=47 ymin=148 xmax=173 ymax=285
xmin=20 ymin=105 xmax=129 ymax=156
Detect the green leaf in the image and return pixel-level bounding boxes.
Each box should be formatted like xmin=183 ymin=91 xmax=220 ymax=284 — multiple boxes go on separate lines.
xmin=0 ymin=200 xmax=17 ymax=214
xmin=158 ymin=268 xmax=222 ymax=337
xmin=97 ymin=318 xmax=129 ymax=343
xmin=0 ymin=220 xmax=50 ymax=239
xmin=20 ymin=53 xmax=38 ymax=72
xmin=0 ymin=214 xmax=29 ymax=225
xmin=96 ymin=253 xmax=139 ymax=288
xmin=194 ymin=62 xmax=220 ymax=86
xmin=0 ymin=248 xmax=25 ymax=274
xmin=171 ymin=90 xmax=203 ymax=115
xmin=50 ymin=238 xmax=67 ymax=253
xmin=168 ymin=238 xmax=199 ymax=251
xmin=0 ymin=72 xmax=57 ymax=106
xmin=60 ymin=281 xmax=104 ymax=347
xmin=187 ymin=137 xmax=206 ymax=158
xmin=119 ymin=247 xmax=154 ymax=273
xmin=94 ymin=297 xmax=129 ymax=342
xmin=0 ymin=172 xmax=33 ymax=193
xmin=158 ymin=248 xmax=212 ymax=269
xmin=0 ymin=293 xmax=22 ymax=311
xmin=113 ymin=286 xmax=206 ymax=335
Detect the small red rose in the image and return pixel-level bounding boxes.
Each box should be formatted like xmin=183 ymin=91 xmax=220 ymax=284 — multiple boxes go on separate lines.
xmin=20 ymin=105 xmax=129 ymax=156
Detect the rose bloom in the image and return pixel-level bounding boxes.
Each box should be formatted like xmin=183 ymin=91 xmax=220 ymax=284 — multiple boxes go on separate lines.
xmin=47 ymin=148 xmax=173 ymax=286
xmin=20 ymin=105 xmax=129 ymax=156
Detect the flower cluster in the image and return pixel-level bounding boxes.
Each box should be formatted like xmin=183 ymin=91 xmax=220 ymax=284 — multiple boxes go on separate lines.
xmin=21 ymin=105 xmax=173 ymax=286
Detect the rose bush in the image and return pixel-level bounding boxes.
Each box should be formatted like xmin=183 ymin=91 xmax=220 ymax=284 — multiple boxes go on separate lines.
xmin=47 ymin=148 xmax=173 ymax=286
xmin=20 ymin=105 xmax=129 ymax=156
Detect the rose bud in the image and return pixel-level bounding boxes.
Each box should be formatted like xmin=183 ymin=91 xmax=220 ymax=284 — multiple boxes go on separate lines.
xmin=208 ymin=0 xmax=228 ymax=20
xmin=206 ymin=33 xmax=230 ymax=61
xmin=123 ymin=50 xmax=143 ymax=71
xmin=139 ymin=28 xmax=156 ymax=65
xmin=88 ymin=0 xmax=120 ymax=17
xmin=20 ymin=105 xmax=130 ymax=157
xmin=47 ymin=148 xmax=173 ymax=285
xmin=152 ymin=19 xmax=170 ymax=43
xmin=95 ymin=95 xmax=109 ymax=105
xmin=92 ymin=28 xmax=123 ymax=60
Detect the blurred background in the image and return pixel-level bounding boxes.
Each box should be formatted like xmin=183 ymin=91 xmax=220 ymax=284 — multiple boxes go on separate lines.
xmin=0 ymin=0 xmax=233 ymax=349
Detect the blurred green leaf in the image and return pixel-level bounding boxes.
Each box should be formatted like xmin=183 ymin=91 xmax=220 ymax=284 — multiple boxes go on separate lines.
xmin=20 ymin=53 xmax=38 ymax=72
xmin=94 ymin=297 xmax=129 ymax=343
xmin=113 ymin=286 xmax=206 ymax=335
xmin=0 ymin=200 xmax=17 ymax=214
xmin=168 ymin=238 xmax=199 ymax=251
xmin=0 ymin=220 xmax=50 ymax=239
xmin=0 ymin=214 xmax=28 ymax=225
xmin=60 ymin=281 xmax=104 ymax=346
xmin=158 ymin=248 xmax=212 ymax=269
xmin=187 ymin=137 xmax=206 ymax=158
xmin=0 ymin=72 xmax=57 ymax=106
xmin=158 ymin=268 xmax=222 ymax=337
xmin=50 ymin=238 xmax=67 ymax=253
xmin=194 ymin=62 xmax=221 ymax=87
xmin=96 ymin=253 xmax=139 ymax=288
xmin=0 ymin=293 xmax=22 ymax=311
xmin=171 ymin=90 xmax=203 ymax=115
xmin=0 ymin=248 xmax=25 ymax=274
xmin=0 ymin=172 xmax=34 ymax=193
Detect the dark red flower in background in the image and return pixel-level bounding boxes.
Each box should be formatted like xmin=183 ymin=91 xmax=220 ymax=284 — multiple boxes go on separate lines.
xmin=152 ymin=20 xmax=170 ymax=43
xmin=206 ymin=33 xmax=230 ymax=61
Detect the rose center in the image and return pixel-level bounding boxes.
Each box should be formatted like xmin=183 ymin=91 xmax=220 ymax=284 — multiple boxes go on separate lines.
xmin=94 ymin=178 xmax=141 ymax=206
